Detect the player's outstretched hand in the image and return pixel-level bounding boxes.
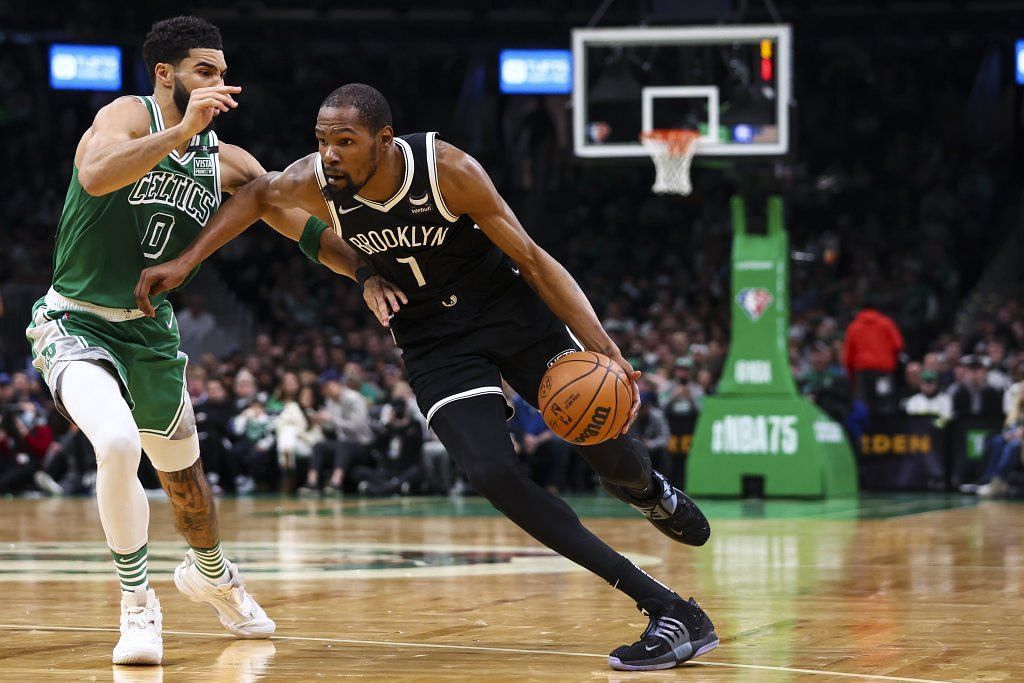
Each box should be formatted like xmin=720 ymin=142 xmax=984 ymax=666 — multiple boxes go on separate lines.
xmin=609 ymin=352 xmax=642 ymax=436
xmin=134 ymin=259 xmax=193 ymax=317
xmin=363 ymin=275 xmax=408 ymax=328
xmin=178 ymin=85 xmax=242 ymax=139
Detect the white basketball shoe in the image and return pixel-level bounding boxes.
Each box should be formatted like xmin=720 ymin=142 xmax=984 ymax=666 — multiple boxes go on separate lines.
xmin=173 ymin=550 xmax=275 ymax=638
xmin=112 ymin=588 xmax=163 ymax=665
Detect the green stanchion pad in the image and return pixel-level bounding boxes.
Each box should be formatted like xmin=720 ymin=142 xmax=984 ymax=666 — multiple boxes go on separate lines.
xmin=686 ymin=197 xmax=858 ymax=498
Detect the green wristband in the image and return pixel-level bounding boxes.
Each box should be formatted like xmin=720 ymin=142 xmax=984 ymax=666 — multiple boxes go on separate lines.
xmin=298 ymin=217 xmax=330 ymax=264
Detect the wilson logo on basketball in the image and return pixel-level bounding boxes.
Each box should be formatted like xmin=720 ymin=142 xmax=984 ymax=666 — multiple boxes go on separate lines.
xmin=573 ymin=406 xmax=611 ymax=443
xmin=540 ymin=351 xmax=629 ymax=445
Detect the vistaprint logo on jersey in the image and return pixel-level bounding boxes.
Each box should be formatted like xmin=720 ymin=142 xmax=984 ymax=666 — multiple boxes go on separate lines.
xmin=128 ymin=171 xmax=218 ymax=224
xmin=347 ymin=225 xmax=450 ymax=256
xmin=193 ymin=158 xmax=214 ymax=177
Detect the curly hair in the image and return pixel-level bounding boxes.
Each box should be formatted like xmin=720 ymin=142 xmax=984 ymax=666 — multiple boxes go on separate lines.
xmin=320 ymin=83 xmax=393 ymax=132
xmin=142 ymin=15 xmax=223 ymax=84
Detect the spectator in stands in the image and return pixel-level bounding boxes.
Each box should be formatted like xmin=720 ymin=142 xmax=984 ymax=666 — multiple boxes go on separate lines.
xmin=904 ymin=370 xmax=953 ymax=423
xmin=938 ymin=341 xmax=962 ymax=389
xmin=8 ymin=371 xmax=41 ymax=410
xmin=985 ymin=340 xmax=1012 ymax=391
xmin=800 ymin=341 xmax=852 ymax=422
xmin=0 ymin=410 xmax=34 ymax=494
xmin=898 ymin=360 xmax=922 ymax=409
xmin=696 ymin=368 xmax=716 ymax=400
xmin=921 ymin=352 xmax=947 ymax=389
xmin=233 ymin=369 xmax=262 ymax=411
xmin=299 ymin=376 xmax=374 ymax=495
xmin=351 ymin=398 xmax=424 ymax=495
xmin=1005 ymin=365 xmax=1024 ymax=418
xmin=228 ymin=399 xmax=275 ymax=493
xmin=0 ymin=402 xmax=52 ymax=494
xmin=842 ymin=297 xmax=904 ymax=414
xmin=961 ymin=389 xmax=1024 ymax=497
xmin=35 ymin=423 xmax=95 ymax=495
xmin=950 ymin=355 xmax=1003 ymax=418
xmin=177 ymin=294 xmax=218 ymax=354
xmin=272 ymin=371 xmax=313 ymax=493
xmin=194 ymin=377 xmax=235 ymax=494
xmin=659 ymin=357 xmax=703 ymax=408
xmin=628 ymin=393 xmax=672 ymax=483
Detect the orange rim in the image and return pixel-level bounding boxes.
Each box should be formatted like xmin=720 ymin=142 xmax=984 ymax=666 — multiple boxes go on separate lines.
xmin=640 ymin=128 xmax=700 ymax=155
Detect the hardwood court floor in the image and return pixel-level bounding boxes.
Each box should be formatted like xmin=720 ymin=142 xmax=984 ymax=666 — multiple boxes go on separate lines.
xmin=0 ymin=493 xmax=1020 ymax=681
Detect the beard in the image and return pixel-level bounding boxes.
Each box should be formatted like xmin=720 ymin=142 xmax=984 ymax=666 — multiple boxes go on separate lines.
xmin=322 ymin=145 xmax=379 ymax=204
xmin=172 ymin=76 xmax=216 ymax=136
xmin=323 ymin=181 xmax=357 ymax=204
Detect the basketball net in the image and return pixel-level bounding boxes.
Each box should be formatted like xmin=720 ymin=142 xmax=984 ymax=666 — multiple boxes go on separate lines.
xmin=640 ymin=129 xmax=700 ymax=196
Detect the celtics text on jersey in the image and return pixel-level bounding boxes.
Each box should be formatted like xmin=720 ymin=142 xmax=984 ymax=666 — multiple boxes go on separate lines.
xmin=51 ymin=95 xmax=222 ymax=310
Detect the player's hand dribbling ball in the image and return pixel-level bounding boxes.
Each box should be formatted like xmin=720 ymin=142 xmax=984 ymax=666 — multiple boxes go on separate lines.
xmin=539 ymin=352 xmax=632 ymax=445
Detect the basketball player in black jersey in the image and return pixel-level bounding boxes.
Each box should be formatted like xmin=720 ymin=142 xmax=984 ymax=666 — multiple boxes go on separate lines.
xmin=135 ymin=83 xmax=718 ymax=671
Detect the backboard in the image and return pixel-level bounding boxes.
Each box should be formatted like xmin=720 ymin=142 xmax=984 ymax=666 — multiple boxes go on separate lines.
xmin=572 ymin=24 xmax=791 ymax=158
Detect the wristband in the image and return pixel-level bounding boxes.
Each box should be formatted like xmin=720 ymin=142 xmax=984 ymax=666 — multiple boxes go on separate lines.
xmin=298 ymin=217 xmax=330 ymax=264
xmin=355 ymin=265 xmax=377 ymax=287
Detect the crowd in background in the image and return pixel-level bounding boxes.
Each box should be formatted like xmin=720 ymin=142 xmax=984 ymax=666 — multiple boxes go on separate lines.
xmin=2 ymin=9 xmax=1022 ymax=498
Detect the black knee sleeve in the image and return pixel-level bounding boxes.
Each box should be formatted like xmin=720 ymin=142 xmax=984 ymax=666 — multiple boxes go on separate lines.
xmin=431 ymin=396 xmax=625 ymax=572
xmin=575 ymin=435 xmax=653 ymax=489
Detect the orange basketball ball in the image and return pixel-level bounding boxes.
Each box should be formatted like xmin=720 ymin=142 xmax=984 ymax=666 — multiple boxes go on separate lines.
xmin=538 ymin=351 xmax=632 ymax=445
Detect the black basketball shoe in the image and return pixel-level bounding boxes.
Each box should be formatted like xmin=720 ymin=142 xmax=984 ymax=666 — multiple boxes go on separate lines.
xmin=608 ymin=597 xmax=718 ymax=671
xmin=603 ymin=471 xmax=711 ymax=546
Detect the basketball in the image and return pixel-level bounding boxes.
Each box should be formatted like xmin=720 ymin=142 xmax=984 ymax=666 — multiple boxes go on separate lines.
xmin=538 ymin=351 xmax=632 ymax=445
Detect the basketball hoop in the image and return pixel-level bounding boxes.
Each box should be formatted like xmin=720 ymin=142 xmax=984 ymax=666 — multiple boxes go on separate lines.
xmin=640 ymin=129 xmax=700 ymax=196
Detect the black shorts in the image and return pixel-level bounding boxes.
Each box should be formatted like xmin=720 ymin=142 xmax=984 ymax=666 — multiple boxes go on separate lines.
xmin=399 ymin=278 xmax=583 ymax=425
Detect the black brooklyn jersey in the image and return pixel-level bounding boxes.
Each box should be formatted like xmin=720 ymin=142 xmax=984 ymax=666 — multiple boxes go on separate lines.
xmin=315 ymin=132 xmax=520 ymax=346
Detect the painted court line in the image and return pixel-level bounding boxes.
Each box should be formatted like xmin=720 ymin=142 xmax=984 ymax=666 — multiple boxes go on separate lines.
xmin=0 ymin=623 xmax=952 ymax=683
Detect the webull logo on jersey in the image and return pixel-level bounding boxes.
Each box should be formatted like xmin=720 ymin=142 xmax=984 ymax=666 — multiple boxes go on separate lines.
xmin=347 ymin=225 xmax=450 ymax=255
xmin=711 ymin=415 xmax=798 ymax=454
xmin=736 ymin=288 xmax=773 ymax=321
xmin=128 ymin=171 xmax=218 ymax=224
xmin=408 ymin=192 xmax=434 ymax=214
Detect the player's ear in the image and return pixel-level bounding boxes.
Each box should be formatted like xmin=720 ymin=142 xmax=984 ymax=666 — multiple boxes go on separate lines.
xmin=154 ymin=62 xmax=175 ymax=89
xmin=379 ymin=125 xmax=394 ymax=146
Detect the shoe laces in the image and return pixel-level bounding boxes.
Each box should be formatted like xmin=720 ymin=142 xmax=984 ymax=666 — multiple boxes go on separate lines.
xmin=631 ymin=473 xmax=677 ymax=520
xmin=645 ymin=614 xmax=688 ymax=648
xmin=637 ymin=603 xmax=687 ymax=649
xmin=217 ymin=565 xmax=258 ymax=615
xmin=123 ymin=597 xmax=157 ymax=632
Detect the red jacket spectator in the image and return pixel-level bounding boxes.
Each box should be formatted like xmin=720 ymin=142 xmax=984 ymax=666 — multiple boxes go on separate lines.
xmin=842 ymin=309 xmax=904 ymax=378
xmin=22 ymin=423 xmax=54 ymax=458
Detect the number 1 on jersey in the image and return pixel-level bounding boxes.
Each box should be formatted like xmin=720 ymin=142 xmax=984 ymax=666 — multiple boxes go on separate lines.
xmin=396 ymin=256 xmax=426 ymax=287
